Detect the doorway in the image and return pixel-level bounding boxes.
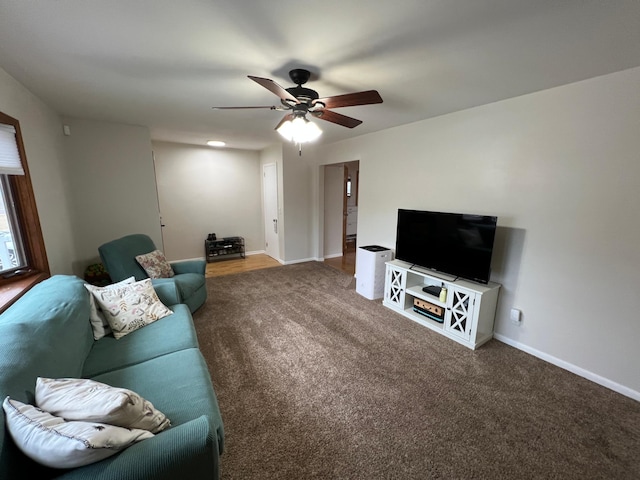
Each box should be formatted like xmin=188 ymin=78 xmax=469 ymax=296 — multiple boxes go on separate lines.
xmin=323 ymin=160 xmax=359 ymax=276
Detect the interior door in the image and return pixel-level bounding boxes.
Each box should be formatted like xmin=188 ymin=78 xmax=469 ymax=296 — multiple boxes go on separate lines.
xmin=263 ymin=163 xmax=279 ymax=260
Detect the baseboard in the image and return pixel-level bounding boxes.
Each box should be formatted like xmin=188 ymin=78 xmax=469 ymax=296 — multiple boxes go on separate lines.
xmin=282 ymin=257 xmax=318 ymax=265
xmin=493 ymin=333 xmax=640 ymax=402
xmin=323 ymin=253 xmax=343 ymax=259
xmin=245 ymin=250 xmax=265 ymax=256
xmin=173 ymin=256 xmax=206 ymax=262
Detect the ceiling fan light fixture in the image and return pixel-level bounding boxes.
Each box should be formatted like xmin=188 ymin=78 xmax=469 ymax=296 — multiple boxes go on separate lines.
xmin=277 ymin=116 xmax=322 ymax=144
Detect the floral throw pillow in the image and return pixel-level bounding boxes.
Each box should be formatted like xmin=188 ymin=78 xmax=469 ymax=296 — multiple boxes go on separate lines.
xmin=135 ymin=249 xmax=174 ymax=279
xmin=84 ymin=276 xmax=135 ymax=340
xmin=85 ymin=279 xmax=173 ymax=339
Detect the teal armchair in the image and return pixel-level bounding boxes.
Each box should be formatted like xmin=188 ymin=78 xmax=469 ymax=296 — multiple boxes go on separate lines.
xmin=98 ymin=234 xmax=207 ymax=313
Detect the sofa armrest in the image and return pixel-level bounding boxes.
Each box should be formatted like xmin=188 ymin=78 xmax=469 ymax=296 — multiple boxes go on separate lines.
xmin=151 ymin=281 xmax=181 ymax=306
xmin=171 ymin=259 xmax=206 ymax=276
xmin=56 ymin=416 xmax=219 ymax=480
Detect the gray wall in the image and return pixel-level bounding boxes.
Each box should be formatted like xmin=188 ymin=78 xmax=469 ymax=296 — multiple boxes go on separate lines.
xmin=0 ymin=67 xmax=76 ymax=275
xmin=62 ymin=117 xmax=162 ymax=274
xmin=281 ymin=146 xmax=317 ymax=263
xmin=152 ymin=141 xmax=263 ymax=261
xmin=323 ymin=164 xmax=344 ymax=258
xmin=315 ymin=66 xmax=640 ymax=398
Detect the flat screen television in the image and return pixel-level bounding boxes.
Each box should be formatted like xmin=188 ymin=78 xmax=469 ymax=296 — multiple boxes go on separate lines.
xmin=395 ymin=209 xmax=498 ymax=284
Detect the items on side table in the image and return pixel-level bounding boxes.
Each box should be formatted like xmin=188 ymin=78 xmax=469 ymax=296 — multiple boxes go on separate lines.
xmin=83 ymin=263 xmax=111 ymax=287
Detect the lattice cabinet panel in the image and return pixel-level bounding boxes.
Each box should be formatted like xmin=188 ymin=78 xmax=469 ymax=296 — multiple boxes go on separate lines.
xmin=445 ymin=289 xmax=475 ymax=341
xmin=384 ymin=265 xmax=406 ymax=309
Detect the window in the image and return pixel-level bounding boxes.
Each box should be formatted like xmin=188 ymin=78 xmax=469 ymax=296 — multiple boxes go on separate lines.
xmin=0 ymin=175 xmax=27 ymax=273
xmin=0 ymin=111 xmax=49 ymax=312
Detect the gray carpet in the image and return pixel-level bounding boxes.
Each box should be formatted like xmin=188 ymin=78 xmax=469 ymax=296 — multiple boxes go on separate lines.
xmin=193 ymin=262 xmax=640 ymax=479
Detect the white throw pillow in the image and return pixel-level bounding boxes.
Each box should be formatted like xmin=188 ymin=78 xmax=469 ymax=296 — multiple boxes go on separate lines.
xmin=35 ymin=377 xmax=170 ymax=434
xmin=84 ymin=276 xmax=136 ymax=340
xmin=85 ymin=278 xmax=173 ymax=339
xmin=2 ymin=397 xmax=153 ymax=469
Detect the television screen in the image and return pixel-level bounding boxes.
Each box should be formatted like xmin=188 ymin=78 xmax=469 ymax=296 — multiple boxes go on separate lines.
xmin=395 ymin=209 xmax=497 ymax=284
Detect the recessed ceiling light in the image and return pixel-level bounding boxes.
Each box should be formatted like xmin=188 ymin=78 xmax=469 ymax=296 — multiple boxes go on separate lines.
xmin=206 ymin=140 xmax=226 ymax=147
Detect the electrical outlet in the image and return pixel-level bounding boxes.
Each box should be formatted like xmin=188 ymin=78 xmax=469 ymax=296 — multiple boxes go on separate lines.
xmin=510 ymin=308 xmax=522 ymax=325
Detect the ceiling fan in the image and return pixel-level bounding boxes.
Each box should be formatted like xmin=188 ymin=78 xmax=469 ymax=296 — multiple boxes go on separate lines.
xmin=213 ymin=68 xmax=383 ymax=140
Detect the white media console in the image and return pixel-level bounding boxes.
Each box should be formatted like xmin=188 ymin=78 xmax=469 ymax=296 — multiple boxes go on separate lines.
xmin=383 ymin=260 xmax=501 ymax=349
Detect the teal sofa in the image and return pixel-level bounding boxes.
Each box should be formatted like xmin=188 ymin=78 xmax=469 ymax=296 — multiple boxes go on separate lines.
xmin=99 ymin=234 xmax=207 ymax=313
xmin=0 ymin=275 xmax=223 ymax=479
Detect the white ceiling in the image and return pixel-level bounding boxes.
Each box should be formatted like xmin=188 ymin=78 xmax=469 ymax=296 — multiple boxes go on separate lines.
xmin=0 ymin=1 xmax=639 ymax=151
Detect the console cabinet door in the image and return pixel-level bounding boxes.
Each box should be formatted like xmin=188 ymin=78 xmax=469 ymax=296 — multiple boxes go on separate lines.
xmin=384 ymin=265 xmax=406 ymax=309
xmin=445 ymin=288 xmax=476 ymax=341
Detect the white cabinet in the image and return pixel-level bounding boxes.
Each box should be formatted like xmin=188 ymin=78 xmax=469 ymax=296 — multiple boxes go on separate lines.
xmin=383 ymin=260 xmax=500 ymax=349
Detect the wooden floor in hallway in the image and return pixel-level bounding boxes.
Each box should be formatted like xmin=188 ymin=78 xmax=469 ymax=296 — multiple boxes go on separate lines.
xmin=323 ymin=251 xmax=356 ymax=276
xmin=205 ymin=254 xmax=281 ymax=278
xmin=205 ymin=252 xmax=356 ymax=278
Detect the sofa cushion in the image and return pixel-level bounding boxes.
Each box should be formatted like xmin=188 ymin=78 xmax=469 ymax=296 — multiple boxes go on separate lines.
xmin=170 ymin=259 xmax=206 ymax=276
xmin=0 ymin=275 xmax=94 ymax=478
xmin=55 ymin=416 xmax=219 ymax=480
xmin=0 ymin=276 xmax=93 ymax=398
xmin=90 ymin=348 xmax=224 ymax=456
xmin=3 ymin=397 xmax=153 ymax=469
xmin=85 ymin=279 xmax=173 ymax=339
xmin=35 ymin=377 xmax=170 ymax=434
xmin=153 ymin=273 xmax=204 ymax=306
xmin=82 ymin=303 xmax=198 ymax=377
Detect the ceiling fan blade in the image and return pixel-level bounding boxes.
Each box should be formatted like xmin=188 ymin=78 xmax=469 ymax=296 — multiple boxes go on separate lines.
xmin=212 ymin=105 xmax=280 ymax=110
xmin=274 ymin=113 xmax=294 ymax=131
xmin=313 ymin=90 xmax=382 ymax=109
xmin=311 ymin=109 xmax=362 ymax=128
xmin=248 ymin=76 xmax=299 ymax=104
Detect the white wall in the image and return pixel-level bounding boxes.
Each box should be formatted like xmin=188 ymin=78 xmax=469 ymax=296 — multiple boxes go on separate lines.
xmin=282 ymin=146 xmax=318 ymax=263
xmin=62 ymin=117 xmax=161 ymax=274
xmin=153 ymin=141 xmax=263 ymax=261
xmin=323 ymin=164 xmax=344 ymax=258
xmin=316 ymin=67 xmax=640 ymax=398
xmin=0 ymin=68 xmax=76 ymax=275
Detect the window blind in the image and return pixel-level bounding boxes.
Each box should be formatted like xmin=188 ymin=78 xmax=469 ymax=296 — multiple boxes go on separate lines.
xmin=0 ymin=123 xmax=25 ymax=175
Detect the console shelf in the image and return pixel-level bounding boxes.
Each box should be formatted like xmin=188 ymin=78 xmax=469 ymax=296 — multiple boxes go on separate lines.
xmin=205 ymin=236 xmax=245 ymax=262
xmin=383 ymin=260 xmax=500 ymax=349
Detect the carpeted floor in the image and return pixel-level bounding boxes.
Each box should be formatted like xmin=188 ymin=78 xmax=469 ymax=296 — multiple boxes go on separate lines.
xmin=193 ymin=262 xmax=640 ymax=479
